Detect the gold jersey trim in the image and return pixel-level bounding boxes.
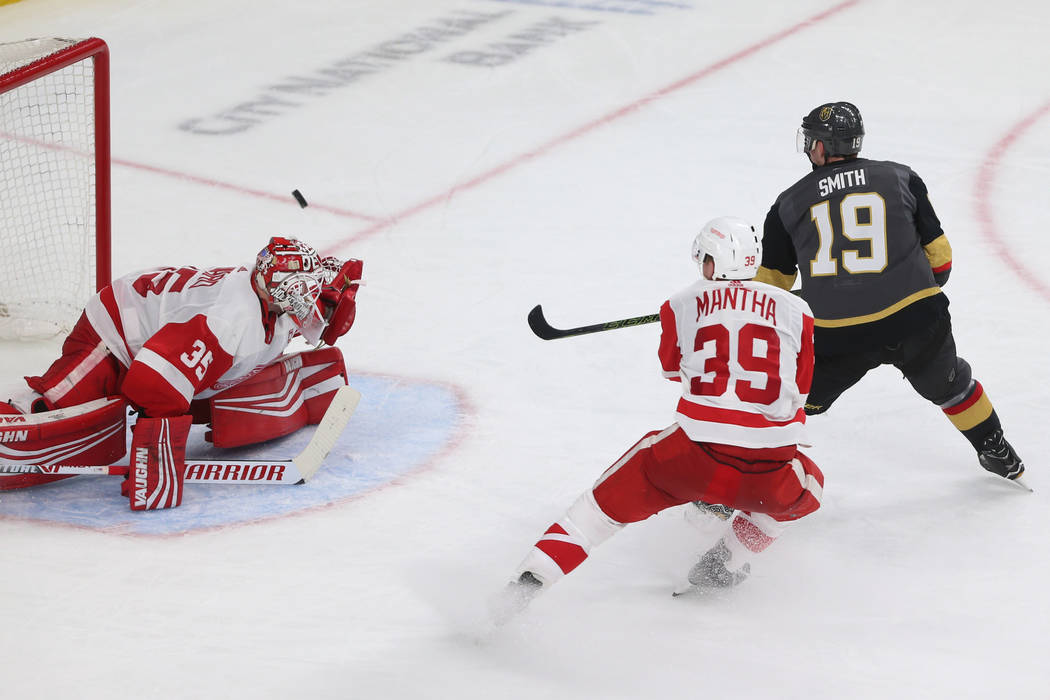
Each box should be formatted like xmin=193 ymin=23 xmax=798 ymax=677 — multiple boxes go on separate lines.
xmin=754 ymin=266 xmax=797 ymax=290
xmin=813 ymin=287 xmax=943 ymax=328
xmin=923 ymin=234 xmax=953 ymax=271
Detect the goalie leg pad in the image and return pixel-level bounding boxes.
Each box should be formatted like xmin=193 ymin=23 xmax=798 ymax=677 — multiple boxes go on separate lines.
xmin=208 ymin=347 xmax=347 ymax=448
xmin=25 ymin=313 xmax=125 ymax=410
xmin=299 ymin=347 xmax=349 ymax=424
xmin=127 ymin=415 xmax=191 ymax=510
xmin=0 ymin=397 xmax=128 ymax=490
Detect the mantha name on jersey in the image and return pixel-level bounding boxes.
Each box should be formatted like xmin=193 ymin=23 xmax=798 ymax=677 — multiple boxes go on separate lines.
xmin=84 ymin=266 xmax=302 ymax=415
xmin=658 ymin=278 xmax=815 ymax=448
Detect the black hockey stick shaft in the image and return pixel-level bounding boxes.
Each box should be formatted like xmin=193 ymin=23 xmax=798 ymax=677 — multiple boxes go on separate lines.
xmin=527 ymin=305 xmax=660 ymax=340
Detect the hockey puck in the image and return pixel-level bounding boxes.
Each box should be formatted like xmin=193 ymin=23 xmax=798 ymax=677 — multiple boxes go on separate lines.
xmin=292 ymin=189 xmax=308 ymax=208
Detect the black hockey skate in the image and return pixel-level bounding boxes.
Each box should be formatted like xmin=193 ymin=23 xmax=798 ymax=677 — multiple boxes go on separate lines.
xmin=489 ymin=571 xmax=544 ymax=625
xmin=977 ymin=429 xmax=1025 ymax=480
xmin=516 ymin=570 xmax=544 ymax=591
xmin=689 ymin=539 xmax=750 ymax=588
xmin=691 ymin=501 xmax=734 ymax=521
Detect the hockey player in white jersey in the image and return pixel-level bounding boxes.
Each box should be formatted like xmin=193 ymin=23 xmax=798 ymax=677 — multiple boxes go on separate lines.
xmin=0 ymin=237 xmax=363 ymax=508
xmin=496 ymin=217 xmax=824 ymax=620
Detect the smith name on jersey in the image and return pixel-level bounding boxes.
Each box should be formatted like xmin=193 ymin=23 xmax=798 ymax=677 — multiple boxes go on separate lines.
xmin=758 ymin=158 xmax=953 ymax=352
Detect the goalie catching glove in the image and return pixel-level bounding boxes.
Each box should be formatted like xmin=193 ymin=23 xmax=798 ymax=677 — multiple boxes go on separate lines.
xmin=319 ymin=257 xmax=362 ymax=346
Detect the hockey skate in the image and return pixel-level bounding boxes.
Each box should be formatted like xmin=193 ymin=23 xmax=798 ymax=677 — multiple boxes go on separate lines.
xmin=691 ymin=501 xmax=735 ymax=521
xmin=673 ymin=539 xmax=750 ymax=597
xmin=977 ymin=429 xmax=1025 ymax=480
xmin=488 ymin=571 xmax=544 ymax=626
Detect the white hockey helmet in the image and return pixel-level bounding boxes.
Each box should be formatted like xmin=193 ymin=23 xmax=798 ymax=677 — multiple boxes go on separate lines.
xmin=690 ymin=216 xmax=762 ymax=280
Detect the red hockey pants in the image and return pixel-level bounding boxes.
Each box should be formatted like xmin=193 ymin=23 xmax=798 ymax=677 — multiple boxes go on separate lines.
xmin=591 ymin=424 xmax=823 ymax=524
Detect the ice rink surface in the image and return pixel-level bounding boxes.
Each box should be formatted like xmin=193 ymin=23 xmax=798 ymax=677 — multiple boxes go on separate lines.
xmin=2 ymin=0 xmax=1049 ymax=698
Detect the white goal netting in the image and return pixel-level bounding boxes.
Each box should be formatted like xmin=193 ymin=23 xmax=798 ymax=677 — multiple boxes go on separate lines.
xmin=0 ymin=38 xmax=107 ymax=339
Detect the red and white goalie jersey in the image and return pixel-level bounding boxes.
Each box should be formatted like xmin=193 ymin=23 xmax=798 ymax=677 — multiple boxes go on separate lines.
xmin=85 ymin=265 xmax=301 ymax=412
xmin=658 ymin=278 xmax=815 ymax=448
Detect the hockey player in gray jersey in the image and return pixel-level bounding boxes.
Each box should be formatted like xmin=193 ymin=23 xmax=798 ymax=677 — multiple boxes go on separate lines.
xmin=756 ymin=101 xmax=1025 ymax=483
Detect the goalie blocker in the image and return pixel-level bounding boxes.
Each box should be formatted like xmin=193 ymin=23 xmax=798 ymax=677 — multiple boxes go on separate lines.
xmin=1 ymin=347 xmax=351 ymax=509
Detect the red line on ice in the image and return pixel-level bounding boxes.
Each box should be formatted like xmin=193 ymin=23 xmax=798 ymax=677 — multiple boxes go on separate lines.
xmin=111 ymin=157 xmax=381 ymax=222
xmin=103 ymin=2 xmax=861 ymax=248
xmin=973 ymin=100 xmax=1050 ymax=304
xmin=323 ymin=0 xmax=863 ymax=254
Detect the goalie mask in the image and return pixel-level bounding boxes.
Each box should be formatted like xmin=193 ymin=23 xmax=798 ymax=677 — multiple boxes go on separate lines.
xmin=253 ymin=237 xmax=327 ymax=345
xmin=691 ymin=216 xmax=762 ymax=281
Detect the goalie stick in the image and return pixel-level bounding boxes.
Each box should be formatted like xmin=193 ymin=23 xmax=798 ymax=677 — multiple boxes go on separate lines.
xmin=0 ymin=385 xmax=361 ymax=485
xmin=527 ymin=304 xmax=660 ymax=340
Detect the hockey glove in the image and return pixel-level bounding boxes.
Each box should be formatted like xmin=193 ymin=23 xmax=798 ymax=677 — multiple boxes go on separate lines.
xmin=320 ymin=286 xmax=357 ymax=345
xmin=319 ymin=258 xmax=363 ymax=345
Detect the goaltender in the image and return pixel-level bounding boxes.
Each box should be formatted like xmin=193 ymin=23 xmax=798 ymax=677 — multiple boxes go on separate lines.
xmin=0 ymin=237 xmax=362 ymax=508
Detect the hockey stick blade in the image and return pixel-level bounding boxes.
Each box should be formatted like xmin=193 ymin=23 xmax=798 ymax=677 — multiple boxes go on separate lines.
xmin=291 ymin=384 xmax=360 ymax=483
xmin=527 ymin=304 xmax=660 ymax=340
xmin=0 ymin=385 xmax=361 ymax=486
xmin=671 ymin=581 xmax=706 ymax=598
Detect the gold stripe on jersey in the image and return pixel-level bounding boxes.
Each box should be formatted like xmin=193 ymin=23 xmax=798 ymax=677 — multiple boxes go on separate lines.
xmin=923 ymin=234 xmax=952 ymax=271
xmin=754 ymin=266 xmax=797 ymax=290
xmin=813 ymin=287 xmax=943 ymax=328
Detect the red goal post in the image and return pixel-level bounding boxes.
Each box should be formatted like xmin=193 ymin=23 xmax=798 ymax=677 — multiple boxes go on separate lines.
xmin=0 ymin=37 xmax=111 ymax=339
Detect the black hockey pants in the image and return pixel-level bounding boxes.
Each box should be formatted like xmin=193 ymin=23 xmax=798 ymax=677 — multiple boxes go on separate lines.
xmin=804 ymin=310 xmax=972 ymax=416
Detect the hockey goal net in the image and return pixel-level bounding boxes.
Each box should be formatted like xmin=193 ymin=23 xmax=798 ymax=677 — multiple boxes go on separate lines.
xmin=0 ymin=37 xmax=111 ymax=339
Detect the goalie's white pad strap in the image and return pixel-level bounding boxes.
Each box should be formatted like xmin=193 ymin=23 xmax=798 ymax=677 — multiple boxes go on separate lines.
xmin=42 ymin=340 xmax=113 ymax=405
